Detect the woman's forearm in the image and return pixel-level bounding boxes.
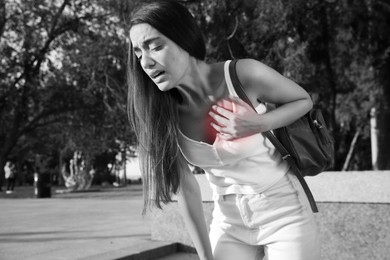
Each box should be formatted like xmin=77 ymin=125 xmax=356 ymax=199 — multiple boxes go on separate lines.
xmin=261 ymin=97 xmax=313 ymax=132
xmin=177 ymin=171 xmax=213 ymax=260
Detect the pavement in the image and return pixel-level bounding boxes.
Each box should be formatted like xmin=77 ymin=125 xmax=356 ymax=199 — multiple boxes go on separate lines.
xmin=0 ymin=185 xmax=199 ymax=260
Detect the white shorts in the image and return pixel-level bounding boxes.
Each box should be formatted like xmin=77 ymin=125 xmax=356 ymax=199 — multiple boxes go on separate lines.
xmin=209 ymin=173 xmax=320 ymax=260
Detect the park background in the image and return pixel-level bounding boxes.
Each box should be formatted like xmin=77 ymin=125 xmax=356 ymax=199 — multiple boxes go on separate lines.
xmin=1 ymin=0 xmax=390 ymax=188
xmin=1 ymin=1 xmax=390 ymax=260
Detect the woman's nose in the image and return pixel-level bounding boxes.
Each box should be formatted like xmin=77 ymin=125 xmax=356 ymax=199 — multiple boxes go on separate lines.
xmin=140 ymin=53 xmax=156 ymax=69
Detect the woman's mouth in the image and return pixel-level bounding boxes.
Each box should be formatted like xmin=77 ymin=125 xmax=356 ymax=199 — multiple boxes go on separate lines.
xmin=151 ymin=71 xmax=164 ymax=79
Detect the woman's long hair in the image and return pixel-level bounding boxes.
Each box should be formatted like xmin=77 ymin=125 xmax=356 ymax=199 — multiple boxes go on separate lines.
xmin=127 ymin=0 xmax=206 ymax=213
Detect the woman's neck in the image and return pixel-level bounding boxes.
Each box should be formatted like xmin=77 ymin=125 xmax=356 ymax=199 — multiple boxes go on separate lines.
xmin=176 ymin=59 xmax=224 ymax=111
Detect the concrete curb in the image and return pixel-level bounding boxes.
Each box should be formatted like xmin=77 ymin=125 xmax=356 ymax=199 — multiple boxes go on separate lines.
xmin=80 ymin=241 xmax=197 ymax=260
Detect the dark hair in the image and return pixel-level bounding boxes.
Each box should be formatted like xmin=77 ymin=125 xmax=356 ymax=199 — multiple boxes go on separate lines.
xmin=127 ymin=0 xmax=206 ymax=213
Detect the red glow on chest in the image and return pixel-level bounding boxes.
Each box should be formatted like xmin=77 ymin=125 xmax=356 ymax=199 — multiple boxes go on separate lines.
xmin=203 ymin=113 xmax=218 ymax=144
xmin=202 ymin=99 xmax=234 ymax=144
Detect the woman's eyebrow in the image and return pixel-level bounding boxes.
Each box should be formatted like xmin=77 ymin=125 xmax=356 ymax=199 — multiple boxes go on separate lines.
xmin=132 ymin=37 xmax=161 ymax=51
xmin=132 ymin=36 xmax=161 ymax=52
xmin=142 ymin=37 xmax=161 ymax=47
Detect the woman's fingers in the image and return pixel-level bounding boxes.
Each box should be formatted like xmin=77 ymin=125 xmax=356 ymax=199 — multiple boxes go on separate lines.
xmin=210 ymin=122 xmax=233 ymax=140
xmin=211 ymin=104 xmax=234 ymax=119
xmin=218 ymin=132 xmax=233 ymax=140
xmin=209 ymin=111 xmax=229 ymax=126
xmin=209 ymin=97 xmax=259 ymax=140
xmin=210 ymin=122 xmax=225 ymax=134
xmin=209 ymin=99 xmax=241 ymax=138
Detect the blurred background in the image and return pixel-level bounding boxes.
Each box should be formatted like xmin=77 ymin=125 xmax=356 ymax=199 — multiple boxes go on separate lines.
xmin=1 ymin=0 xmax=389 ymax=192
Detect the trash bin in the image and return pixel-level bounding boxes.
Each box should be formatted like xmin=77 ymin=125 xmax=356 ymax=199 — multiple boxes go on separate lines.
xmin=34 ymin=172 xmax=51 ymax=198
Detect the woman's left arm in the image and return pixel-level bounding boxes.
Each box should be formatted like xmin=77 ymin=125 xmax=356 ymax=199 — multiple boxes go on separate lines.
xmin=210 ymin=58 xmax=312 ymax=139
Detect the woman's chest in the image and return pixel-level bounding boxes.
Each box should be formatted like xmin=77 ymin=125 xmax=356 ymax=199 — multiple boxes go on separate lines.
xmin=179 ymin=108 xmax=215 ymax=145
xmin=178 ymin=98 xmax=236 ymax=145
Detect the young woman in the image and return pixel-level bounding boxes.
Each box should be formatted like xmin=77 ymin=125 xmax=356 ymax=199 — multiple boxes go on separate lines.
xmin=127 ymin=1 xmax=320 ymax=259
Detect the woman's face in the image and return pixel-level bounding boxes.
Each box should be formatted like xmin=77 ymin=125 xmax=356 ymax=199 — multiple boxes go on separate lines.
xmin=130 ymin=23 xmax=191 ymax=91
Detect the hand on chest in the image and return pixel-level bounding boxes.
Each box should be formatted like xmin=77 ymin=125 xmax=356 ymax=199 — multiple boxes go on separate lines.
xmin=180 ymin=99 xmax=235 ymax=145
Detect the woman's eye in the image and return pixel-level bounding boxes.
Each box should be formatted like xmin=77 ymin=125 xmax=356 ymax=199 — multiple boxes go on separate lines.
xmin=151 ymin=45 xmax=162 ymax=51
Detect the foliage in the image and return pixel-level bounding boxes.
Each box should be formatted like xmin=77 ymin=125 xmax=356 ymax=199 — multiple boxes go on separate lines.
xmin=0 ymin=0 xmax=133 ymax=184
xmin=0 ymin=0 xmax=389 ymax=181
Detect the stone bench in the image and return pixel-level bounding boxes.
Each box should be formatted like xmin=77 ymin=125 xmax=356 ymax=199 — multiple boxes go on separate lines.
xmin=151 ymin=171 xmax=390 ymax=260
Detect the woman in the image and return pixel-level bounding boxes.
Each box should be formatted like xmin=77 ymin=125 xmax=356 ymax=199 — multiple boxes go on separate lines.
xmin=127 ymin=1 xmax=320 ymax=259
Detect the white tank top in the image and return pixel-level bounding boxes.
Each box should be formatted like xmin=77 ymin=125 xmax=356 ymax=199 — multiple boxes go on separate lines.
xmin=178 ymin=60 xmax=290 ymax=198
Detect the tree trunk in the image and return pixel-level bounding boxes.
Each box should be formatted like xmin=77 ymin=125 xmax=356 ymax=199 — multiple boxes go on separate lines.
xmin=377 ymin=46 xmax=390 ymax=170
xmin=58 ymin=149 xmax=65 ymax=186
xmin=0 ymin=156 xmax=5 ymax=191
xmin=342 ymin=128 xmax=361 ymax=171
xmin=0 ymin=0 xmax=5 ymax=37
xmin=377 ymin=107 xmax=390 ymax=170
xmin=319 ymin=3 xmax=338 ymax=168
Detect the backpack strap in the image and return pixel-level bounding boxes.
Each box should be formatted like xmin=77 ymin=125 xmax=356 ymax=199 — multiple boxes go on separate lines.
xmin=227 ymin=59 xmax=318 ymax=213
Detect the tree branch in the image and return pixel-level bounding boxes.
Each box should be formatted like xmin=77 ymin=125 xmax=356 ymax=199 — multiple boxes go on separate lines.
xmin=49 ymin=0 xmax=70 ymax=35
xmin=0 ymin=0 xmax=6 ymax=38
xmin=19 ymin=107 xmax=76 ymax=136
xmin=342 ymin=127 xmax=361 ymax=171
xmin=32 ymin=18 xmax=80 ymax=75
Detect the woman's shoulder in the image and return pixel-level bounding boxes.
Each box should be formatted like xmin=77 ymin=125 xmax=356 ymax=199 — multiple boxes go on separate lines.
xmin=234 ymin=58 xmax=282 ymax=87
xmin=235 ymin=58 xmax=272 ymax=77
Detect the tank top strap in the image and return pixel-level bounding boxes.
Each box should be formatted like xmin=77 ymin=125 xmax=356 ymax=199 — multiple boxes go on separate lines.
xmin=223 ymin=60 xmax=239 ymax=98
xmin=224 ymin=60 xmax=267 ymax=115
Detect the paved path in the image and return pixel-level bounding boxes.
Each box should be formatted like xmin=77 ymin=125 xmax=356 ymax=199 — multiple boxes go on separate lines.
xmin=0 ymin=185 xmax=155 ymax=260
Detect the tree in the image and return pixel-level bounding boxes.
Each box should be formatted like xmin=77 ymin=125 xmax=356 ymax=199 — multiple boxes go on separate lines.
xmin=0 ymin=0 xmax=132 ymax=188
xmin=291 ymin=0 xmax=388 ymax=170
xmin=371 ymin=0 xmax=390 ymax=169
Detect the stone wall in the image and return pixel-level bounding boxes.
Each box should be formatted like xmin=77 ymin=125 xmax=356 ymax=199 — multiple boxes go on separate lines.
xmin=151 ymin=171 xmax=390 ymax=260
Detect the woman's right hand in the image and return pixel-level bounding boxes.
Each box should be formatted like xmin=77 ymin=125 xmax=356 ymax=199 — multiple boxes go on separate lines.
xmin=177 ymin=155 xmax=213 ymax=260
xmin=177 ymin=156 xmax=213 ymax=260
